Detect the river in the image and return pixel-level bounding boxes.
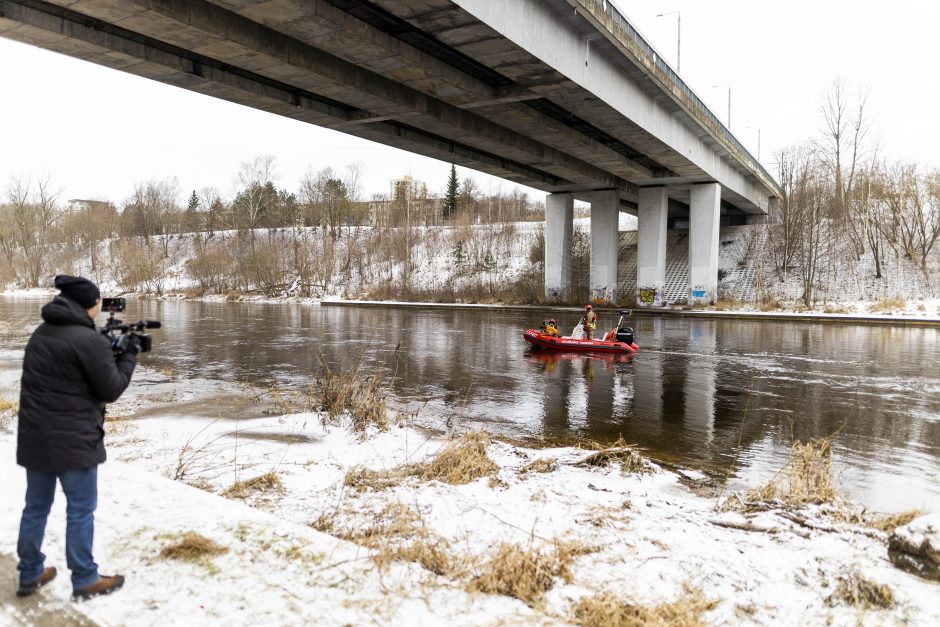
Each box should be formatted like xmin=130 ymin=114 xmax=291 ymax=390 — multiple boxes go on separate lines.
xmin=1 ymin=296 xmax=938 ymax=512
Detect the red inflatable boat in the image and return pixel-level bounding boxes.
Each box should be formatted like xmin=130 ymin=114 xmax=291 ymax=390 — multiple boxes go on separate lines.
xmin=524 ymin=310 xmax=639 ymax=355
xmin=523 ymin=329 xmax=638 ymax=354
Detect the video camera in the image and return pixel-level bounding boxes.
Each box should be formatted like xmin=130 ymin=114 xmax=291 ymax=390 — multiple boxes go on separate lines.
xmin=99 ymin=297 xmax=161 ymax=355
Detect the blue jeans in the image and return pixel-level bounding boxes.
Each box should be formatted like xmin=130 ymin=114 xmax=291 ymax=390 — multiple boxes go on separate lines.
xmin=17 ymin=467 xmax=100 ymax=590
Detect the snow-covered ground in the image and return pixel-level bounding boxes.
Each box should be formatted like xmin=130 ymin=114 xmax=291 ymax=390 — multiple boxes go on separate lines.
xmin=1 ymin=361 xmax=937 ymax=626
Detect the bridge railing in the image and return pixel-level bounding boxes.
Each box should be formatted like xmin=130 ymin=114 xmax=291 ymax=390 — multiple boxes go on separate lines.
xmin=587 ymin=0 xmax=780 ymax=192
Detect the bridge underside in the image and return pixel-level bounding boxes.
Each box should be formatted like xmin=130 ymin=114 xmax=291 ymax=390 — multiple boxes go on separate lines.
xmin=0 ymin=0 xmax=770 ymax=214
xmin=0 ymin=0 xmax=779 ymax=306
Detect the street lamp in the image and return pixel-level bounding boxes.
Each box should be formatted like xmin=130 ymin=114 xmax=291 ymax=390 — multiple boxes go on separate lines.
xmin=711 ymin=84 xmax=731 ymax=129
xmin=655 ymin=10 xmax=680 ymax=73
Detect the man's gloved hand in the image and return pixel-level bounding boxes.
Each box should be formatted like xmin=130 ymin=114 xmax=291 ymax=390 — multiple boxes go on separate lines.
xmin=123 ymin=334 xmax=142 ymax=356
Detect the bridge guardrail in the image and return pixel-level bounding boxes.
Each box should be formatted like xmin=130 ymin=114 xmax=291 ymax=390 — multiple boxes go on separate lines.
xmin=588 ymin=0 xmax=781 ymax=195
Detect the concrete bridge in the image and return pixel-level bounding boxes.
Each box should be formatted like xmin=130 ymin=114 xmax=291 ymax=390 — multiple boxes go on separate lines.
xmin=0 ymin=0 xmax=781 ymax=305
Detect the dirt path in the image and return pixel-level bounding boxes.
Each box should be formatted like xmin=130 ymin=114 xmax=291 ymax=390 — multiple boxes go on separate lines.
xmin=0 ymin=554 xmax=98 ymax=626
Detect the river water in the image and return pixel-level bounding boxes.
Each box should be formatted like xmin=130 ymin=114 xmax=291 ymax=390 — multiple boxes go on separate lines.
xmin=2 ymin=296 xmax=939 ymax=512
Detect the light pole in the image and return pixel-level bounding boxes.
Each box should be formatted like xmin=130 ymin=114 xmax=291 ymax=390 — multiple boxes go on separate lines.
xmin=711 ymin=84 xmax=731 ymax=129
xmin=655 ymin=10 xmax=680 ymax=73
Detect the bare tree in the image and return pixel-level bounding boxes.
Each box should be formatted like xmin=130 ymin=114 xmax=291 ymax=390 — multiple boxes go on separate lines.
xmin=0 ymin=177 xmax=63 ymax=287
xmin=816 ymin=79 xmax=871 ymax=257
xmin=123 ymin=178 xmax=180 ymax=257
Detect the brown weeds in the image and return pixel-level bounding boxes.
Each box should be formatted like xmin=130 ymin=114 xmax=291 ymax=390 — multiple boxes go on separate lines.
xmin=868 ymin=296 xmax=907 ymax=313
xmin=342 ymin=431 xmax=500 ymax=493
xmin=520 ymin=457 xmax=558 ymax=475
xmin=314 ymin=501 xmax=463 ymax=577
xmin=868 ymin=510 xmax=923 ymax=535
xmin=825 ymin=572 xmax=894 ymax=609
xmin=0 ymin=397 xmax=17 ymax=428
xmin=222 ymin=471 xmax=284 ymax=499
xmin=416 ymin=430 xmax=499 ymax=485
xmin=316 ymin=358 xmax=389 ymax=435
xmin=579 ymin=438 xmax=654 ymax=475
xmin=572 ymin=588 xmax=718 ymax=627
xmin=159 ymin=532 xmax=228 ymax=561
xmin=745 ymin=439 xmax=836 ymax=506
xmin=471 ymin=540 xmax=592 ymax=605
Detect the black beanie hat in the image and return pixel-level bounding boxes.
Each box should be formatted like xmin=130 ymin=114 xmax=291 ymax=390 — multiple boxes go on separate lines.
xmin=54 ymin=275 xmax=101 ymax=309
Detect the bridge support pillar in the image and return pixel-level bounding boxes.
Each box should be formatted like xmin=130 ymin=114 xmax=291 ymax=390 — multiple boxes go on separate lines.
xmin=689 ymin=183 xmax=721 ymax=305
xmin=544 ymin=192 xmax=573 ymax=302
xmin=590 ymin=190 xmax=619 ymax=304
xmin=636 ymin=187 xmax=668 ymax=307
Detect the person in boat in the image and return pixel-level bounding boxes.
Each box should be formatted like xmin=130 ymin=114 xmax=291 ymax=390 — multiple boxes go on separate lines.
xmin=583 ymin=304 xmax=597 ymax=340
xmin=540 ymin=318 xmax=560 ymax=337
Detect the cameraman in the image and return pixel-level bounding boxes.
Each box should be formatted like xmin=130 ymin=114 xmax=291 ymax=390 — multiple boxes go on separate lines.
xmin=15 ymin=275 xmax=140 ymax=600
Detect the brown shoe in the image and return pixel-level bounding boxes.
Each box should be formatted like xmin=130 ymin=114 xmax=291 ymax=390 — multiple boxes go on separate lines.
xmin=72 ymin=575 xmax=125 ymax=600
xmin=16 ymin=566 xmax=58 ymax=597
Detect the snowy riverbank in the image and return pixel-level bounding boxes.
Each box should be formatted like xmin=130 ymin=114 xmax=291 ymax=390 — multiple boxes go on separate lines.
xmin=1 ymin=365 xmax=937 ymax=626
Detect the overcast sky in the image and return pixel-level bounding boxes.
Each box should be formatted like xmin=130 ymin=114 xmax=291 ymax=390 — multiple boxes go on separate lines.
xmin=0 ymin=0 xmax=937 ymax=205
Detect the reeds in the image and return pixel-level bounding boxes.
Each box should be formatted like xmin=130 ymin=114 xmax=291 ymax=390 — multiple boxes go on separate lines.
xmin=572 ymin=589 xmax=717 ymax=627
xmin=746 ymin=439 xmax=836 ymax=506
xmin=868 ymin=296 xmax=907 ymax=313
xmin=316 ymin=357 xmax=389 ymax=435
xmin=222 ymin=471 xmax=284 ymax=499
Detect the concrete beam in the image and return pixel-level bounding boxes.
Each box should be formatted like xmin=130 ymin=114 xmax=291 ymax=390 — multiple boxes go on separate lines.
xmin=38 ymin=0 xmax=635 ymax=195
xmin=454 ymin=0 xmax=775 ymax=211
xmin=688 ymin=183 xmax=721 ymax=305
xmin=636 ymin=187 xmax=668 ymax=307
xmin=589 ymin=189 xmax=619 ymax=305
xmin=544 ymin=192 xmax=574 ymax=302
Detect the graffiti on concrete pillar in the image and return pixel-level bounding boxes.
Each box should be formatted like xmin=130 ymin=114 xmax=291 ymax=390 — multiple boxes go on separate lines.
xmin=689 ymin=284 xmax=710 ymax=303
xmin=637 ymin=286 xmax=661 ymax=307
xmin=592 ymin=286 xmax=615 ymax=305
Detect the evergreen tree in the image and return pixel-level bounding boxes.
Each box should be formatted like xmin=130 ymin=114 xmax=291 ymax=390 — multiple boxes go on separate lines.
xmin=441 ymin=163 xmax=459 ymax=222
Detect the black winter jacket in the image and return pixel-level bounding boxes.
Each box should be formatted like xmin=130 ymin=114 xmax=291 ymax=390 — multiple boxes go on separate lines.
xmin=17 ymin=296 xmax=137 ymax=471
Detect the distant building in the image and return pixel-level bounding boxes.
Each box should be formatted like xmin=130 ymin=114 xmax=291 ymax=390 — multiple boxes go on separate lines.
xmin=369 ymin=176 xmax=441 ymax=228
xmin=66 ymin=199 xmax=111 ymax=214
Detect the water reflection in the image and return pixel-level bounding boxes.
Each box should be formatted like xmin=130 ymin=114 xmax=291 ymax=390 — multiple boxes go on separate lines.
xmin=1 ymin=296 xmax=938 ymax=511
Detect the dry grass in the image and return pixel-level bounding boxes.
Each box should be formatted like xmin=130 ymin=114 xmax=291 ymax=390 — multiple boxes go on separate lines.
xmin=314 ymin=501 xmax=463 ymax=577
xmin=579 ymin=438 xmax=655 ymax=475
xmin=867 ymin=510 xmax=923 ymax=535
xmin=572 ymin=588 xmax=718 ymax=627
xmin=416 ymin=430 xmax=499 ymax=485
xmin=868 ymin=296 xmax=907 ymax=313
xmin=343 ymin=466 xmax=402 ymax=491
xmin=520 ymin=457 xmax=559 ymax=475
xmin=744 ymin=439 xmax=837 ymax=506
xmin=0 ymin=397 xmax=17 ymax=428
xmin=344 ymin=431 xmax=499 ymax=492
xmin=470 ymin=540 xmax=593 ymax=605
xmin=317 ymin=358 xmax=389 ymax=435
xmin=377 ymin=536 xmax=460 ymax=577
xmin=159 ymin=531 xmax=228 ymax=561
xmin=104 ymin=413 xmax=133 ymax=436
xmin=222 ymin=471 xmax=284 ymax=499
xmin=825 ymin=572 xmax=894 ymax=609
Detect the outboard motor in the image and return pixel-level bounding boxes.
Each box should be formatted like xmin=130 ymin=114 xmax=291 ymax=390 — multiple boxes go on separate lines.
xmin=616 ymin=326 xmax=634 ymax=345
xmin=615 ymin=309 xmax=634 ymax=345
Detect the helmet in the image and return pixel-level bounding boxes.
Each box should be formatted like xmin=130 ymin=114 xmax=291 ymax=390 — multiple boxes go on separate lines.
xmin=585 ymin=304 xmax=593 ymax=310
xmin=548 ymin=318 xmax=556 ymax=324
